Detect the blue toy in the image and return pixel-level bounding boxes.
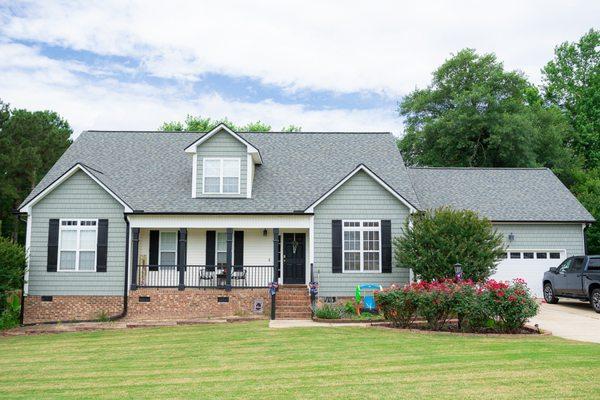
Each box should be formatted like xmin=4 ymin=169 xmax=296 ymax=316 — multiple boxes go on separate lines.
xmin=355 ymin=284 xmax=383 ymax=313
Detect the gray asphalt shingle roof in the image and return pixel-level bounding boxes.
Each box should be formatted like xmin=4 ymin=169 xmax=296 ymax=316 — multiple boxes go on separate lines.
xmin=21 ymin=130 xmax=420 ymax=213
xmin=408 ymin=167 xmax=594 ymax=222
xmin=21 ymin=130 xmax=593 ymax=222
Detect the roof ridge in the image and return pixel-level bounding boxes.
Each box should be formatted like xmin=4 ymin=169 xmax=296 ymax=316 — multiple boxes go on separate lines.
xmin=83 ymin=130 xmax=392 ymax=135
xmin=408 ymin=166 xmax=549 ymax=171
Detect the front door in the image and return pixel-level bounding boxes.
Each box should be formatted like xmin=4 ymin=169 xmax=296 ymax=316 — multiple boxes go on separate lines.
xmin=283 ymin=233 xmax=306 ymax=284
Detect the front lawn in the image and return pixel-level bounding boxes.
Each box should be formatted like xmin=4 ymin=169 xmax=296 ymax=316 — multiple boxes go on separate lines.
xmin=1 ymin=321 xmax=599 ymax=399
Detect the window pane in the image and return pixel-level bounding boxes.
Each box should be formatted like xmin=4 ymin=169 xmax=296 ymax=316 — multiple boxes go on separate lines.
xmin=60 ymin=230 xmax=77 ymax=249
xmin=344 ymin=221 xmax=359 ymax=227
xmin=204 ymin=177 xmax=220 ymax=193
xmin=222 ymin=160 xmax=239 ymax=177
xmin=344 ymin=252 xmax=360 ymax=271
xmin=500 ymin=253 xmax=508 ymax=259
xmin=363 ymin=230 xmax=379 ymax=251
xmin=222 ymin=177 xmax=239 ymax=193
xmin=160 ymin=232 xmax=177 ymax=251
xmin=204 ymin=160 xmax=220 ymax=177
xmin=344 ymin=231 xmax=360 ymax=251
xmin=160 ymin=252 xmax=176 ymax=265
xmin=549 ymin=252 xmax=561 ymax=259
xmin=363 ymin=252 xmax=379 ymax=271
xmin=536 ymin=252 xmax=547 ymax=259
xmin=510 ymin=252 xmax=521 ymax=259
xmin=79 ymin=251 xmax=95 ymax=270
xmin=60 ymin=251 xmax=76 ymax=270
xmin=217 ymin=232 xmax=227 ymax=251
xmin=523 ymin=252 xmax=534 ymax=259
xmin=80 ymin=230 xmax=96 ymax=250
xmin=217 ymin=251 xmax=227 ymax=265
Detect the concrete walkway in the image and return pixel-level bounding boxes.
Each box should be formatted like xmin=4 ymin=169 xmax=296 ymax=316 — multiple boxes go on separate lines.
xmin=269 ymin=319 xmax=369 ymax=328
xmin=530 ymin=300 xmax=600 ymax=344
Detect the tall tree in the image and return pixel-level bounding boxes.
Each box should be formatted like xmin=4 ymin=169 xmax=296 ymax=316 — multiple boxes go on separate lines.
xmin=0 ymin=101 xmax=72 ymax=242
xmin=398 ymin=49 xmax=576 ymax=175
xmin=160 ymin=115 xmax=300 ymax=132
xmin=542 ymin=29 xmax=600 ymax=169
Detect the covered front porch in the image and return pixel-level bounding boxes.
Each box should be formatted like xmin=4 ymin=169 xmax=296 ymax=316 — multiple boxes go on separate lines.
xmin=127 ymin=214 xmax=313 ymax=292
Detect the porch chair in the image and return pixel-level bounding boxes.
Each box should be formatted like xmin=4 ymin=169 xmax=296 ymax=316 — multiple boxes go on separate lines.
xmin=231 ymin=266 xmax=247 ymax=281
xmin=199 ymin=266 xmax=216 ymax=282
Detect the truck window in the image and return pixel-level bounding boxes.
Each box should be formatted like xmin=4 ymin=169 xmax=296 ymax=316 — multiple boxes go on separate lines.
xmin=557 ymin=258 xmax=572 ymax=273
xmin=588 ymin=258 xmax=600 ymax=271
xmin=569 ymin=257 xmax=585 ymax=273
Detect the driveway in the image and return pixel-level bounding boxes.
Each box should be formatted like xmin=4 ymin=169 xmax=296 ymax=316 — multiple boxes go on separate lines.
xmin=530 ymin=299 xmax=600 ymax=343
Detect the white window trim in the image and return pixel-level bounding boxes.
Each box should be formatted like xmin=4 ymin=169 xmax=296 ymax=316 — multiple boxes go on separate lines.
xmin=57 ymin=218 xmax=98 ymax=272
xmin=503 ymin=249 xmax=566 ymax=260
xmin=158 ymin=231 xmax=178 ymax=266
xmin=202 ymin=157 xmax=241 ymax=195
xmin=342 ymin=220 xmax=382 ymax=273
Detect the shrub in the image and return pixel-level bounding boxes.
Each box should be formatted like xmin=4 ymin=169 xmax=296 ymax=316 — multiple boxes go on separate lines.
xmin=395 ymin=207 xmax=505 ymax=282
xmin=377 ymin=278 xmax=538 ymax=333
xmin=0 ymin=238 xmax=26 ymax=328
xmin=314 ymin=304 xmax=344 ymax=319
xmin=377 ymin=284 xmax=420 ymax=327
xmin=483 ymin=279 xmax=539 ymax=333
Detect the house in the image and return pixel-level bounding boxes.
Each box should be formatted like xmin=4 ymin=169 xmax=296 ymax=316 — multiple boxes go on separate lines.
xmin=18 ymin=124 xmax=594 ymax=323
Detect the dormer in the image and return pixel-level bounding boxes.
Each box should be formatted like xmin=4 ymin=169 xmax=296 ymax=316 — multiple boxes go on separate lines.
xmin=185 ymin=124 xmax=262 ymax=198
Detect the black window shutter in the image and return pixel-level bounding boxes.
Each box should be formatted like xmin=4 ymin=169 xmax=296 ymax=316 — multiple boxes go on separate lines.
xmin=381 ymin=220 xmax=392 ymax=273
xmin=149 ymin=230 xmax=159 ymax=271
xmin=206 ymin=230 xmax=216 ymax=266
xmin=234 ymin=231 xmax=244 ymax=266
xmin=332 ymin=220 xmax=342 ymax=273
xmin=96 ymin=219 xmax=109 ymax=272
xmin=47 ymin=219 xmax=59 ymax=272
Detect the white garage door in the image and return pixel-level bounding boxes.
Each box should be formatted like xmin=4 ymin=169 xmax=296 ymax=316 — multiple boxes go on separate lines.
xmin=491 ymin=250 xmax=566 ymax=297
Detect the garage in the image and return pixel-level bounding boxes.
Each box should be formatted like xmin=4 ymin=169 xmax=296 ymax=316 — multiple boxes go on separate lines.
xmin=491 ymin=250 xmax=567 ymax=297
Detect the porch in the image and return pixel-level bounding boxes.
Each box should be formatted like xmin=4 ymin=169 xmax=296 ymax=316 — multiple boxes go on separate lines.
xmin=128 ymin=223 xmax=312 ymax=291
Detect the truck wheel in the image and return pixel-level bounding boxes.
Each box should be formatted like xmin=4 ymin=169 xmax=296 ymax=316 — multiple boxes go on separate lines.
xmin=544 ymin=283 xmax=559 ymax=304
xmin=591 ymin=289 xmax=600 ymax=313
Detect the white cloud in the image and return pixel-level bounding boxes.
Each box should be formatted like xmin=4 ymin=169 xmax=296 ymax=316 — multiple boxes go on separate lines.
xmin=0 ymin=42 xmax=402 ymax=135
xmin=2 ymin=1 xmax=598 ymax=95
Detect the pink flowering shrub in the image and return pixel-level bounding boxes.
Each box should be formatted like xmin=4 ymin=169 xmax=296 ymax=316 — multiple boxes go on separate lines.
xmin=376 ymin=278 xmax=538 ymax=333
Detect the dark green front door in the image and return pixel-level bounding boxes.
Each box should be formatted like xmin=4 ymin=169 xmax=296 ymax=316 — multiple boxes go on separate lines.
xmin=283 ymin=233 xmax=306 ymax=284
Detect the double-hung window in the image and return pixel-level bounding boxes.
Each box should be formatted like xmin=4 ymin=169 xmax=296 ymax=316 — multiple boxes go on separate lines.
xmin=58 ymin=219 xmax=97 ymax=271
xmin=343 ymin=221 xmax=381 ymax=272
xmin=159 ymin=231 xmax=177 ymax=266
xmin=203 ymin=158 xmax=241 ymax=194
xmin=216 ymin=232 xmax=228 ymax=265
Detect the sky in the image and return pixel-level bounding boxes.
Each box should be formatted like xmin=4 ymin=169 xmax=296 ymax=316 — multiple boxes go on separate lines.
xmin=0 ymin=1 xmax=598 ymax=136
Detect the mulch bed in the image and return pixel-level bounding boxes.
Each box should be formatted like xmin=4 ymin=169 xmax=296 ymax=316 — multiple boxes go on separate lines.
xmin=374 ymin=321 xmax=549 ymax=337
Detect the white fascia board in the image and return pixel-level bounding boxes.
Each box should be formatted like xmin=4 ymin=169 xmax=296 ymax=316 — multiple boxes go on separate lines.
xmin=127 ymin=214 xmax=311 ymax=229
xmin=191 ymin=153 xmax=198 ymax=198
xmin=19 ymin=163 xmax=133 ymax=213
xmin=304 ymin=164 xmax=418 ymax=213
xmin=184 ymin=124 xmax=263 ymax=164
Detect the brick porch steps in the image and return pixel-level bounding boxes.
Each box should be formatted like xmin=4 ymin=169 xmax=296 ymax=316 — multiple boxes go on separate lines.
xmin=276 ymin=285 xmax=312 ymax=320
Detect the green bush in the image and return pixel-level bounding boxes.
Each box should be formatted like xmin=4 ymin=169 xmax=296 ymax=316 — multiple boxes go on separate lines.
xmin=395 ymin=207 xmax=505 ymax=282
xmin=314 ymin=304 xmax=344 ymax=319
xmin=0 ymin=237 xmax=26 ymax=329
xmin=376 ymin=286 xmax=419 ymax=328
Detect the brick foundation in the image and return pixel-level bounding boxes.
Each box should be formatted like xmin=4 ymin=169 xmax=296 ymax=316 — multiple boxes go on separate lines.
xmin=23 ymin=295 xmax=124 ymax=324
xmin=127 ymin=288 xmax=271 ymax=320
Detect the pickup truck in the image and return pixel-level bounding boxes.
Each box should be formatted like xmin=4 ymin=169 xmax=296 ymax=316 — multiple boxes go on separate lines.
xmin=543 ymin=255 xmax=600 ymax=313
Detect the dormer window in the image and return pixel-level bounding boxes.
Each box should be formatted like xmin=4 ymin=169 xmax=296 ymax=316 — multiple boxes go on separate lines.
xmin=203 ymin=158 xmax=241 ymax=195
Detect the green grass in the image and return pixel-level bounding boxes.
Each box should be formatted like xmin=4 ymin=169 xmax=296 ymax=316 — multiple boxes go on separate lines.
xmin=1 ymin=321 xmax=599 ymax=399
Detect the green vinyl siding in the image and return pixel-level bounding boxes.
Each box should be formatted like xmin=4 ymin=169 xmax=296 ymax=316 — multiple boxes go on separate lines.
xmin=314 ymin=170 xmax=410 ymax=297
xmin=28 ymin=170 xmax=126 ymax=296
xmin=493 ymin=223 xmax=585 ymax=256
xmin=196 ymin=130 xmax=247 ymax=198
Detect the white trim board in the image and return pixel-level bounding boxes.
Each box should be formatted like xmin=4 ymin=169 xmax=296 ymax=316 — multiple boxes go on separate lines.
xmin=19 ymin=163 xmax=133 ymax=213
xmin=184 ymin=124 xmax=263 ymax=164
xmin=304 ymin=164 xmax=418 ymax=213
